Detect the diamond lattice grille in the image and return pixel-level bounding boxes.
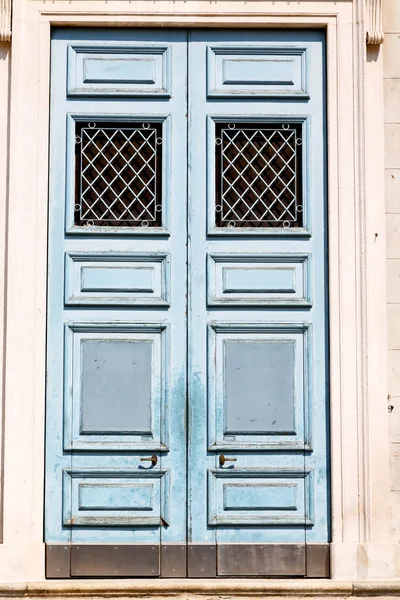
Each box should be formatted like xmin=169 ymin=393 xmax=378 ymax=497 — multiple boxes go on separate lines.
xmin=215 ymin=123 xmax=303 ymax=228
xmin=75 ymin=122 xmax=162 ymax=227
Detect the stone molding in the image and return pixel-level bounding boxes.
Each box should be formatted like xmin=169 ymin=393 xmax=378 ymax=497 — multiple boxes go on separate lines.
xmin=366 ymin=0 xmax=384 ymax=45
xmin=1 ymin=579 xmax=400 ymax=597
xmin=0 ymin=580 xmax=363 ymax=596
xmin=0 ymin=0 xmax=11 ymax=41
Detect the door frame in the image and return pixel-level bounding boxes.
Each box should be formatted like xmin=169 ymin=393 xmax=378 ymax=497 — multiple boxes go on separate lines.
xmin=2 ymin=0 xmax=394 ymax=581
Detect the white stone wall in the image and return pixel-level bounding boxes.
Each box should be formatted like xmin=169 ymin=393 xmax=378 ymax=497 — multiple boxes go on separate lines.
xmin=384 ymin=0 xmax=400 ymax=535
xmin=0 ymin=42 xmax=10 ymax=545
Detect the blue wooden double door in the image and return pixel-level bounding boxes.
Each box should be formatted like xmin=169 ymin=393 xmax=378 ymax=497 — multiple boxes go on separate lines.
xmin=45 ymin=28 xmax=329 ymax=578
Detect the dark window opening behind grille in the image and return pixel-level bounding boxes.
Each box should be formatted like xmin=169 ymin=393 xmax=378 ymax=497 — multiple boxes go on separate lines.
xmin=74 ymin=121 xmax=163 ymax=228
xmin=215 ymin=122 xmax=303 ymax=229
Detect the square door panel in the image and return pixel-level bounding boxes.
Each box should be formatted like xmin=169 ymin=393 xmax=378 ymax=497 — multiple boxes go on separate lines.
xmin=67 ymin=44 xmax=171 ymax=96
xmin=207 ymin=254 xmax=311 ymax=306
xmin=65 ymin=253 xmax=170 ymax=306
xmin=63 ymin=469 xmax=169 ymax=527
xmin=63 ymin=323 xmax=168 ymax=451
xmin=208 ymin=469 xmax=314 ymax=526
xmin=207 ymin=46 xmax=309 ymax=98
xmin=207 ymin=323 xmax=311 ymax=451
xmin=225 ymin=340 xmax=295 ymax=434
xmin=81 ymin=339 xmax=152 ymax=434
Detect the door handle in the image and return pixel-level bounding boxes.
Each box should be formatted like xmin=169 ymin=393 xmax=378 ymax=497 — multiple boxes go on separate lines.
xmin=140 ymin=455 xmax=158 ymax=467
xmin=219 ymin=454 xmax=237 ymax=467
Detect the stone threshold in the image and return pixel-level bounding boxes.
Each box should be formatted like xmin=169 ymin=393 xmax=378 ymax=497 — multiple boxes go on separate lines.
xmin=2 ymin=580 xmax=400 ymax=597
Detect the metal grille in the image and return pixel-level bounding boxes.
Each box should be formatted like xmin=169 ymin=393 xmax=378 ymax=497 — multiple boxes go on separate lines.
xmin=215 ymin=122 xmax=303 ymax=228
xmin=75 ymin=121 xmax=163 ymax=227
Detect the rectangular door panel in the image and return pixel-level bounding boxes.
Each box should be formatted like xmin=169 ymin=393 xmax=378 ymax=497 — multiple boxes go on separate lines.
xmin=208 ymin=469 xmax=313 ymax=526
xmin=207 ymin=322 xmax=310 ymax=451
xmin=63 ymin=323 xmax=168 ymax=451
xmin=207 ymin=254 xmax=311 ymax=307
xmin=62 ymin=469 xmax=169 ymax=527
xmin=68 ymin=43 xmax=171 ymax=97
xmin=65 ymin=253 xmax=170 ymax=306
xmin=207 ymin=45 xmax=309 ymax=98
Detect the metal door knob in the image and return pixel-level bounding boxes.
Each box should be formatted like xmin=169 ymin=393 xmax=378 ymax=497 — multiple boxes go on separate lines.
xmin=140 ymin=455 xmax=158 ymax=467
xmin=219 ymin=454 xmax=237 ymax=467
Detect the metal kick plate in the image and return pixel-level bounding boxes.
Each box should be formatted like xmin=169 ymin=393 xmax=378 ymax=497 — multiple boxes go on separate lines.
xmin=161 ymin=544 xmax=187 ymax=577
xmin=188 ymin=544 xmax=217 ymax=577
xmin=70 ymin=544 xmax=160 ymax=577
xmin=306 ymin=543 xmax=330 ymax=577
xmin=46 ymin=543 xmax=329 ymax=578
xmin=46 ymin=545 xmax=71 ymax=578
xmin=217 ymin=543 xmax=306 ymax=576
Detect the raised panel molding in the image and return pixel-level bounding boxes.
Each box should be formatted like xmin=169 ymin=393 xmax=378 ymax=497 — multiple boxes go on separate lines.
xmin=65 ymin=253 xmax=170 ymax=306
xmin=62 ymin=469 xmax=169 ymax=527
xmin=207 ymin=322 xmax=312 ymax=452
xmin=207 ymin=46 xmax=309 ymax=98
xmin=63 ymin=323 xmax=169 ymax=452
xmin=207 ymin=253 xmax=311 ymax=307
xmin=207 ymin=469 xmax=314 ymax=526
xmin=67 ymin=44 xmax=171 ymax=96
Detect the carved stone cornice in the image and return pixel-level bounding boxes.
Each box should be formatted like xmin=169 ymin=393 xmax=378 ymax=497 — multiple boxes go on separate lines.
xmin=366 ymin=0 xmax=384 ymax=45
xmin=0 ymin=0 xmax=11 ymax=42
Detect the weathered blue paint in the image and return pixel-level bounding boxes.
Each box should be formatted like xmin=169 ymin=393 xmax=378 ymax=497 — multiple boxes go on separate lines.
xmin=207 ymin=253 xmax=311 ymax=306
xmin=62 ymin=470 xmax=169 ymax=528
xmin=81 ymin=267 xmax=154 ymax=293
xmin=223 ymin=482 xmax=298 ymax=511
xmin=47 ymin=27 xmax=329 ymax=559
xmin=46 ymin=28 xmax=188 ymax=547
xmin=65 ymin=253 xmax=170 ymax=306
xmin=208 ymin=469 xmax=313 ymax=527
xmin=68 ymin=44 xmax=171 ymax=96
xmin=188 ymin=29 xmax=328 ymax=546
xmin=207 ymin=323 xmax=310 ymax=453
xmin=207 ymin=45 xmax=309 ymax=98
xmin=78 ymin=482 xmax=154 ymax=512
xmin=223 ymin=268 xmax=296 ymax=294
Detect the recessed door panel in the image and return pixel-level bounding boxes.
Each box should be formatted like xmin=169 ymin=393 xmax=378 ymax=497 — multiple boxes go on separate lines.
xmin=208 ymin=469 xmax=313 ymax=526
xmin=207 ymin=45 xmax=309 ymax=98
xmin=207 ymin=323 xmax=310 ymax=451
xmin=62 ymin=470 xmax=168 ymax=527
xmin=207 ymin=254 xmax=310 ymax=306
xmin=68 ymin=43 xmax=171 ymax=96
xmin=63 ymin=323 xmax=167 ymax=451
xmin=65 ymin=253 xmax=170 ymax=306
